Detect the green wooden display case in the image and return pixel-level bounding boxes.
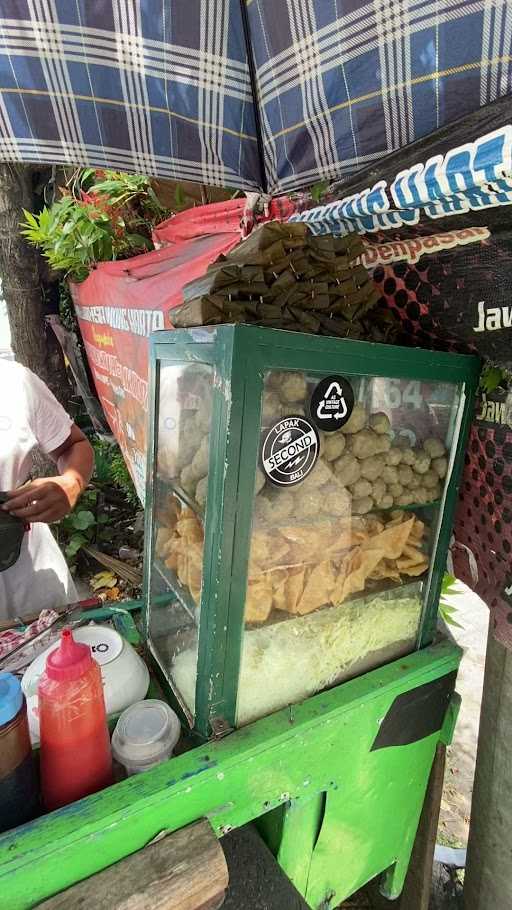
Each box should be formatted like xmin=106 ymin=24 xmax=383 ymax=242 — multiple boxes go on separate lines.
xmin=143 ymin=325 xmax=480 ymax=740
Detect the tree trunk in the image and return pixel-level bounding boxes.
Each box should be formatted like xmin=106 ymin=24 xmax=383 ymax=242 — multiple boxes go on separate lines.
xmin=0 ymin=163 xmax=70 ymax=407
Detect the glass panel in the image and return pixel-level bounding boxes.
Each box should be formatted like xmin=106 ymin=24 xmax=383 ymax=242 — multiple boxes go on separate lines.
xmin=148 ymin=362 xmax=211 ymax=720
xmin=236 ymin=370 xmax=460 ymax=726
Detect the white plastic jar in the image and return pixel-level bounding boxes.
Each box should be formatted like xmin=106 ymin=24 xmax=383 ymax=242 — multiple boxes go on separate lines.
xmin=111 ymin=700 xmax=181 ymax=776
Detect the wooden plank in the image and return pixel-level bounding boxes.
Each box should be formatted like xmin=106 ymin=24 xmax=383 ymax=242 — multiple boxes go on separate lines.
xmin=37 ymin=820 xmax=228 ymax=910
xmin=398 ymin=744 xmax=447 ymax=910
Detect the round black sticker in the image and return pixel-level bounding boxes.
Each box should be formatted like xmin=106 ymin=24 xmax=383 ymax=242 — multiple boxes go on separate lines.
xmin=310 ymin=375 xmax=354 ymax=432
xmin=261 ymin=416 xmax=320 ymax=487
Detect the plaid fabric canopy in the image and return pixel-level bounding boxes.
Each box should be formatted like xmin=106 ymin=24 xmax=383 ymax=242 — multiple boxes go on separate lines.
xmin=0 ymin=0 xmax=510 ymax=194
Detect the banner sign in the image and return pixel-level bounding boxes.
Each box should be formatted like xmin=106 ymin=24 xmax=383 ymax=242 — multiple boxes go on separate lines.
xmin=73 ymin=297 xmax=164 ymax=499
xmin=72 ymin=198 xmax=294 ymax=501
xmin=291 ymin=95 xmax=512 ymax=649
xmin=292 ymin=96 xmax=512 ymax=241
xmin=72 ymin=213 xmax=243 ymax=499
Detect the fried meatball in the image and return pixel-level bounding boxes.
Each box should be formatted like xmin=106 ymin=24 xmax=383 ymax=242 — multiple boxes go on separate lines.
xmin=433 ymin=456 xmax=448 ymax=479
xmin=423 ymin=437 xmax=446 ymax=459
xmin=399 ymin=446 xmax=416 ymax=466
xmin=340 ymin=402 xmax=367 ymax=435
xmin=413 ymin=450 xmax=431 ymax=475
xmin=398 ymin=464 xmax=414 ymax=486
xmin=350 ymin=429 xmax=380 ymax=459
xmin=322 ymin=432 xmax=346 ymax=462
xmin=350 ymin=478 xmax=373 ymax=499
xmin=334 ymin=453 xmax=361 ymax=486
xmin=371 ymin=478 xmax=387 ymax=505
xmin=262 ymin=390 xmax=282 ymax=423
xmin=382 ymin=465 xmax=399 ymax=485
xmin=352 ymin=495 xmax=374 ymax=515
xmin=386 ymin=447 xmax=403 ymax=467
xmin=360 ymin=454 xmax=387 ymax=482
xmin=369 ymin=412 xmax=391 ymax=435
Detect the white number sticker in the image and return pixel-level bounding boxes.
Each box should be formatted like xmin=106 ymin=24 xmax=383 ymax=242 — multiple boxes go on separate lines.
xmin=383 ymin=380 xmax=402 ymax=409
xmin=402 ymin=381 xmax=423 ymax=410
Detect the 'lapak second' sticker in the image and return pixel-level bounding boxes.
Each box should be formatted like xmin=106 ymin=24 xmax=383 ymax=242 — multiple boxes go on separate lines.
xmin=261 ymin=416 xmax=320 ymax=487
xmin=310 ymin=375 xmax=354 ymax=432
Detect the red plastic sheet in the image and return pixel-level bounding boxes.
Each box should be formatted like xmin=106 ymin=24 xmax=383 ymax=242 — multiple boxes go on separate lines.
xmin=71 ymin=198 xmax=294 ymax=499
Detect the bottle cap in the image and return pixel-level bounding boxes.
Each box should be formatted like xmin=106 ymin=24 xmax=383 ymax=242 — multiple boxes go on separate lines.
xmin=0 ymin=672 xmax=23 ymax=725
xmin=45 ymin=628 xmax=93 ymax=682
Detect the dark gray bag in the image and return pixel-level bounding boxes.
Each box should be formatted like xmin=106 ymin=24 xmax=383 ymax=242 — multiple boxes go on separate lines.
xmin=0 ymin=494 xmax=27 ymax=572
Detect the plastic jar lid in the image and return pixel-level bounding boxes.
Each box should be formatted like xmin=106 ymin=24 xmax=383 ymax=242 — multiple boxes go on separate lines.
xmin=111 ymin=700 xmax=180 ymax=768
xmin=0 ymin=672 xmax=23 ymax=726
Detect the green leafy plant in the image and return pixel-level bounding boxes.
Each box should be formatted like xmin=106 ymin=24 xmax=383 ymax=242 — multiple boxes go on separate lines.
xmin=439 ymin=573 xmax=464 ymax=629
xmin=92 ymin=442 xmax=114 ymax=486
xmin=310 ymin=180 xmax=329 ymax=204
xmin=479 ymin=363 xmax=512 ymax=396
xmin=54 ymin=436 xmax=140 ymax=578
xmin=20 ymin=168 xmax=168 ymax=282
xmin=109 ymin=451 xmax=139 ymax=506
xmin=88 ymin=170 xmax=166 ymax=217
xmin=56 ymin=489 xmax=105 ymax=564
xmin=92 ymin=439 xmax=139 ymax=506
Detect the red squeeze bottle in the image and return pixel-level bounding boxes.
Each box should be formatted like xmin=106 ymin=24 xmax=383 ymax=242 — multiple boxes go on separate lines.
xmin=38 ymin=628 xmax=113 ymax=811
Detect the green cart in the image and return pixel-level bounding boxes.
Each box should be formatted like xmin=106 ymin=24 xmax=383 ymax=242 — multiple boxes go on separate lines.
xmin=0 ymin=327 xmax=480 ymax=909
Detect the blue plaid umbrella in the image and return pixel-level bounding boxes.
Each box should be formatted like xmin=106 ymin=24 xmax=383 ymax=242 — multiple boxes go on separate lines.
xmin=0 ymin=0 xmax=510 ymax=194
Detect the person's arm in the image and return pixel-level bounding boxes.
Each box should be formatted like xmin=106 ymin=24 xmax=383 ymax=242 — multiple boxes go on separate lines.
xmin=2 ymin=424 xmax=94 ymax=523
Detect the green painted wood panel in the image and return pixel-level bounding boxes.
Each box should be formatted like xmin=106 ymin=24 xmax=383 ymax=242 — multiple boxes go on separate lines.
xmin=0 ymin=640 xmax=461 ymax=910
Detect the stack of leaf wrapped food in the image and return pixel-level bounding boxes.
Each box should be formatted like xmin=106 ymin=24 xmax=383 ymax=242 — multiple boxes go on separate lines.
xmin=171 ymin=222 xmax=385 ymax=339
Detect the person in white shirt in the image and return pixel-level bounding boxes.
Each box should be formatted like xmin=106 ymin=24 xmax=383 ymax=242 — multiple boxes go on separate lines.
xmin=0 ymin=360 xmax=94 ymax=621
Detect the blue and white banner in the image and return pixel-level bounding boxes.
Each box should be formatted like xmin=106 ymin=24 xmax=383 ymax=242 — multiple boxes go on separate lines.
xmin=291 ymin=97 xmax=512 ymax=236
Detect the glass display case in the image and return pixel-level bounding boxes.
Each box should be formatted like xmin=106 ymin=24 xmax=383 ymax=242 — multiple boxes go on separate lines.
xmin=144 ymin=325 xmax=479 ymax=739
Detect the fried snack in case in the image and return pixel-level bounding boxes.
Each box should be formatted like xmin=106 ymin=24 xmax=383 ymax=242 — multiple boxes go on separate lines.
xmin=244 ymin=509 xmax=429 ymax=623
xmin=246 ymin=576 xmax=273 ymax=623
xmin=155 ymin=476 xmax=431 ymax=627
xmin=296 ymin=561 xmax=337 ymax=615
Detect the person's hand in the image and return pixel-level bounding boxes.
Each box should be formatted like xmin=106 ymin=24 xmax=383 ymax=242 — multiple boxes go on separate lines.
xmin=2 ymin=475 xmax=82 ymax=523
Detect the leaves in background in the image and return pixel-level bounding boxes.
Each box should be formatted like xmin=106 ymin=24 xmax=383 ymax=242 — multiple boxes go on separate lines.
xmin=20 ymin=168 xmax=169 ymax=281
xmin=71 ymin=510 xmax=96 ymax=531
xmin=93 ymin=438 xmax=139 ymax=506
xmin=90 ymin=570 xmax=118 ymax=591
xmin=480 ymin=364 xmax=508 ymax=394
xmin=439 ymin=573 xmax=464 ymax=629
xmin=65 ymin=533 xmax=88 ymax=558
xmin=310 ymin=180 xmax=329 ymax=204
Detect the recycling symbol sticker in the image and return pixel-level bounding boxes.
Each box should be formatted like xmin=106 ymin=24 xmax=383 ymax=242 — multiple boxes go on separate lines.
xmin=261 ymin=416 xmax=320 ymax=487
xmin=310 ymin=375 xmax=354 ymax=432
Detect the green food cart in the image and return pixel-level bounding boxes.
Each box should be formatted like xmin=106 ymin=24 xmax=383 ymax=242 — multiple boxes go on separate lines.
xmin=0 ymin=326 xmax=480 ymax=909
